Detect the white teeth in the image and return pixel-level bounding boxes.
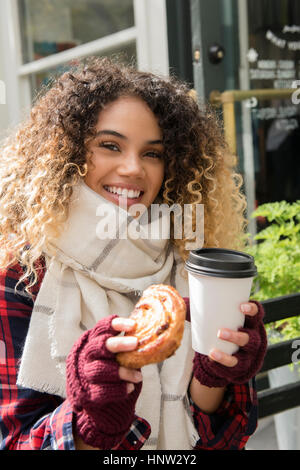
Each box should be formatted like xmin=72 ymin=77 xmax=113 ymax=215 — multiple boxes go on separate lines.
xmin=105 ymin=186 xmax=141 ymax=198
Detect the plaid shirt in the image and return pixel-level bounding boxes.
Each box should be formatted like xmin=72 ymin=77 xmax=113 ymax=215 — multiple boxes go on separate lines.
xmin=0 ymin=259 xmax=258 ymax=450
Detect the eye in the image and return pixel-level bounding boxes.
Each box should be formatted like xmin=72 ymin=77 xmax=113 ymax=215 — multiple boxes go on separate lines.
xmin=144 ymin=150 xmax=163 ymax=159
xmin=98 ymin=141 xmax=120 ymax=152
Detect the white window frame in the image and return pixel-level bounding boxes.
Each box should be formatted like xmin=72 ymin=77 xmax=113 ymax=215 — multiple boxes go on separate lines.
xmin=134 ymin=0 xmax=169 ymax=76
xmin=0 ymin=0 xmax=169 ymax=129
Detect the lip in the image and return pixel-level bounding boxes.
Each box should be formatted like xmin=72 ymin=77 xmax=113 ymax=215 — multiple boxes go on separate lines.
xmin=102 ymin=185 xmax=144 ymax=208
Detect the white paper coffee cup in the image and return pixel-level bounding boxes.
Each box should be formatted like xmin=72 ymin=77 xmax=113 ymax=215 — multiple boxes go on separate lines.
xmin=185 ymin=248 xmax=257 ymax=356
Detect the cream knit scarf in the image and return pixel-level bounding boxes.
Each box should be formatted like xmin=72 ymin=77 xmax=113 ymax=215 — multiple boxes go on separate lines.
xmin=17 ymin=181 xmax=198 ymax=450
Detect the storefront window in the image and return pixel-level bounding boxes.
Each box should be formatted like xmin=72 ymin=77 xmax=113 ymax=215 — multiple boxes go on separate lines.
xmin=247 ymin=0 xmax=300 ymax=205
xmin=18 ymin=0 xmax=134 ymax=63
xmin=29 ymin=43 xmax=137 ymax=99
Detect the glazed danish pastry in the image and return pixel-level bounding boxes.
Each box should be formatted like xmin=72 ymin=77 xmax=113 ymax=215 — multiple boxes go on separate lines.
xmin=116 ymin=284 xmax=186 ymax=369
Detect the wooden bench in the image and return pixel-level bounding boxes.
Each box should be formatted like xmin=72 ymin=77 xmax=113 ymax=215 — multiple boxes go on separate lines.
xmin=256 ymin=293 xmax=300 ymax=419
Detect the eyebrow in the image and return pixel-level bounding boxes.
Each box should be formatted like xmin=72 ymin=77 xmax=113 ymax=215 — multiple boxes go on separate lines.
xmin=95 ymin=129 xmax=163 ymax=145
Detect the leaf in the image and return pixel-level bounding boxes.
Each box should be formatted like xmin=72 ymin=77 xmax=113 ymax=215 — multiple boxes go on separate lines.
xmin=248 ymin=200 xmax=300 ymax=338
xmin=251 ymin=200 xmax=291 ymax=222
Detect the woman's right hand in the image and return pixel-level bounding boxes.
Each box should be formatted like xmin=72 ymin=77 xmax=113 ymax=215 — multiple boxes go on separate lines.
xmin=106 ymin=317 xmax=143 ymax=393
xmin=66 ymin=314 xmax=143 ymax=449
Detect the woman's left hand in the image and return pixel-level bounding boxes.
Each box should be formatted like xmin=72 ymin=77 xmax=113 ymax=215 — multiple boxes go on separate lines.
xmin=208 ymin=302 xmax=259 ymax=368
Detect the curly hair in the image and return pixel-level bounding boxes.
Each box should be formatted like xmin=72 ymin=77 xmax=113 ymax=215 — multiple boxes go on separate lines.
xmin=0 ymin=56 xmax=247 ymax=293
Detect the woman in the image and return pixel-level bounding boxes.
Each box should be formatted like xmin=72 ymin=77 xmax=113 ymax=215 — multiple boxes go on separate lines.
xmin=0 ymin=57 xmax=266 ymax=450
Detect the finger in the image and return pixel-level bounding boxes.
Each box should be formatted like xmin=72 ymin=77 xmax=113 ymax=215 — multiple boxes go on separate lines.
xmin=217 ymin=328 xmax=249 ymax=347
xmin=119 ymin=366 xmax=143 ymax=383
xmin=240 ymin=302 xmax=258 ymax=316
xmin=106 ymin=335 xmax=138 ymax=353
xmin=111 ymin=317 xmax=136 ymax=332
xmin=127 ymin=383 xmax=135 ymax=394
xmin=209 ymin=348 xmax=238 ymax=367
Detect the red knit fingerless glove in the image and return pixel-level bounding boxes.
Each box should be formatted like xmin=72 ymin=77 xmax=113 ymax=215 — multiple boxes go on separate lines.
xmin=192 ymin=301 xmax=267 ymax=387
xmin=66 ymin=315 xmax=142 ymax=449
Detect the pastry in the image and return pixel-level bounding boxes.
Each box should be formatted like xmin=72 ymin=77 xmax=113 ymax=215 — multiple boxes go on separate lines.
xmin=116 ymin=284 xmax=186 ymax=369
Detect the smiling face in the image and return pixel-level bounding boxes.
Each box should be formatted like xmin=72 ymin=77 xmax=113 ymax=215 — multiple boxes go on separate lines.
xmin=84 ymin=96 xmax=165 ymax=209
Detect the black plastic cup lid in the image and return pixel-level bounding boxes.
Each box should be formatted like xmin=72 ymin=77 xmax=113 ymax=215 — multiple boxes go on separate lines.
xmin=185 ymin=248 xmax=257 ymax=279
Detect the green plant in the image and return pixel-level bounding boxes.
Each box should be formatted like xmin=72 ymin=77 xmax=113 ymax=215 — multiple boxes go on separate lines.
xmin=245 ymin=200 xmax=300 ymax=346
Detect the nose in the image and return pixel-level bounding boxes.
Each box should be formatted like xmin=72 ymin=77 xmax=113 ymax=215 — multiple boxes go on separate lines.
xmin=117 ymin=152 xmax=145 ymax=178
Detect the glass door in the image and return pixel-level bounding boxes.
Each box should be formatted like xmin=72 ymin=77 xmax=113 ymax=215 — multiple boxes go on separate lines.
xmin=190 ymin=0 xmax=300 ymax=235
xmin=246 ymin=0 xmax=300 ymax=206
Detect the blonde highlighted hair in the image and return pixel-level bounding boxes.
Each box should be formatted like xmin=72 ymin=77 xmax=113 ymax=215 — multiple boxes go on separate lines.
xmin=0 ymin=56 xmax=247 ymax=293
